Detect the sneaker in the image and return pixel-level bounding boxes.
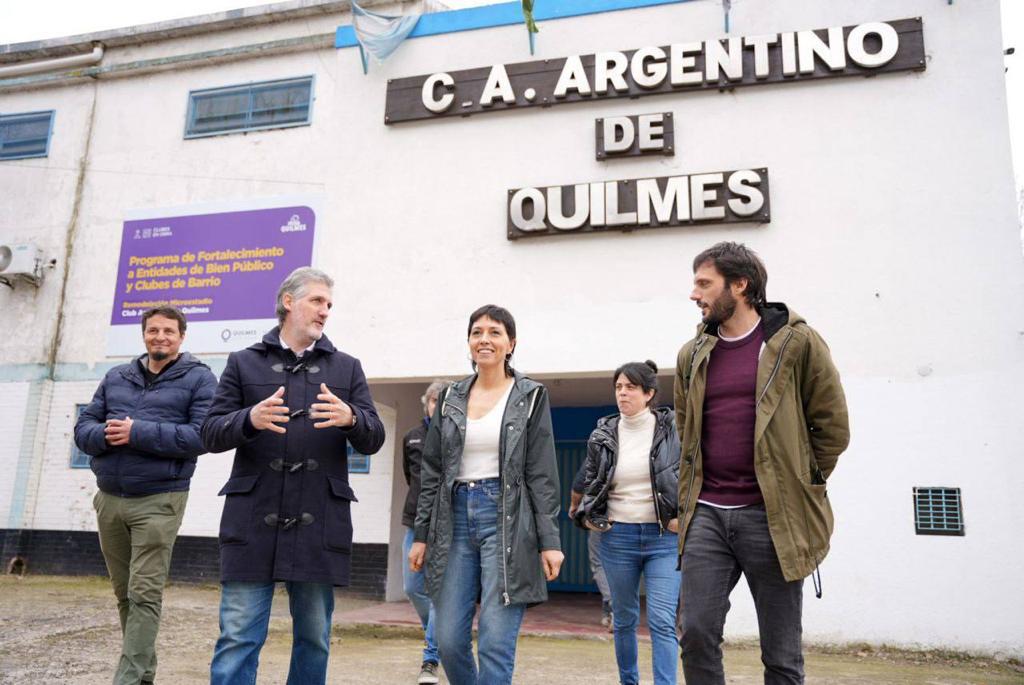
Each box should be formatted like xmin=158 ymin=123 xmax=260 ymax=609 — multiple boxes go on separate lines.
xmin=418 ymin=661 xmax=440 ymax=684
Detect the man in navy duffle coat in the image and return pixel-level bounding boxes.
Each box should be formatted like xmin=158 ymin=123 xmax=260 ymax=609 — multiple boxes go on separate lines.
xmin=203 ymin=267 xmax=385 ymax=685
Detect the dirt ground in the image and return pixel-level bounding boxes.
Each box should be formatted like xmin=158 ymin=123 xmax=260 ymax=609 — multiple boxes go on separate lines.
xmin=0 ymin=576 xmax=1020 ymax=685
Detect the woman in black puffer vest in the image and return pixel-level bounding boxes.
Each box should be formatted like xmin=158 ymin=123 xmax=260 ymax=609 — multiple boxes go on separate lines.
xmin=574 ymin=360 xmax=681 ymax=685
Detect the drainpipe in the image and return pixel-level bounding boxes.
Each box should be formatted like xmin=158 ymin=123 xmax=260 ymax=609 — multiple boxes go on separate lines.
xmin=0 ymin=42 xmax=104 ymax=78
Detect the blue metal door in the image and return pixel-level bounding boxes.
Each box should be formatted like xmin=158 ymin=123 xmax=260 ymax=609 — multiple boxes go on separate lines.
xmin=547 ymin=405 xmax=616 ymax=593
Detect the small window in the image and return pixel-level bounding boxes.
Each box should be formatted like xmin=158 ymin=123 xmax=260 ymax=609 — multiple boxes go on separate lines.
xmin=913 ymin=487 xmax=964 ymax=536
xmin=347 ymin=444 xmax=370 ymax=474
xmin=185 ymin=76 xmax=313 ymax=138
xmin=0 ymin=110 xmax=55 ymax=160
xmin=70 ymin=404 xmax=91 ymax=468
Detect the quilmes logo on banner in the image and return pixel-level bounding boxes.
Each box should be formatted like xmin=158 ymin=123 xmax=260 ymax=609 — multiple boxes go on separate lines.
xmin=280 ymin=215 xmax=307 ymax=233
xmin=384 ymin=18 xmax=925 ymax=124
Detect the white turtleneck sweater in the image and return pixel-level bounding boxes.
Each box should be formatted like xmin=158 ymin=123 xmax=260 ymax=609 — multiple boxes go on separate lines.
xmin=606 ymin=407 xmax=658 ymax=524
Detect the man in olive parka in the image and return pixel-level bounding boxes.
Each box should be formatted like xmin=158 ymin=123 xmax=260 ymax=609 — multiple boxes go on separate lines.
xmin=674 ymin=242 xmax=849 ymax=685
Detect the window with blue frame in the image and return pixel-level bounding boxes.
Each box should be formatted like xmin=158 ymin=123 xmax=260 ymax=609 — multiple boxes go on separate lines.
xmin=347 ymin=444 xmax=370 ymax=474
xmin=70 ymin=404 xmax=91 ymax=468
xmin=185 ymin=76 xmax=314 ymax=138
xmin=0 ymin=110 xmax=55 ymax=160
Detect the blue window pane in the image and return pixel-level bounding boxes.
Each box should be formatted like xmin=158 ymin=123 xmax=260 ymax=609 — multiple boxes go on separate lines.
xmin=70 ymin=404 xmax=91 ymax=468
xmin=347 ymin=445 xmax=370 ymax=474
xmin=185 ymin=77 xmax=313 ymax=138
xmin=0 ymin=111 xmax=54 ymax=160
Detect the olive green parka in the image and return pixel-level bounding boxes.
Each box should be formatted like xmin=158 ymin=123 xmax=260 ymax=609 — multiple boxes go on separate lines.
xmin=674 ymin=303 xmax=850 ymax=582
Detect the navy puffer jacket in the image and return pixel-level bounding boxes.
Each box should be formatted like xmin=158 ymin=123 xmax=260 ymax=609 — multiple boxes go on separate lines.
xmin=74 ymin=352 xmax=218 ymax=497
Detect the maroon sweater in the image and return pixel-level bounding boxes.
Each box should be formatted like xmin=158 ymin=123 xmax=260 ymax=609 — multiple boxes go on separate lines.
xmin=699 ymin=322 xmax=765 ymax=507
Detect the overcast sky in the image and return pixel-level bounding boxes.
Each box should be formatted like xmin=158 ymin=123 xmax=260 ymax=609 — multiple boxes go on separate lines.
xmin=2 ymin=0 xmax=1022 ymax=218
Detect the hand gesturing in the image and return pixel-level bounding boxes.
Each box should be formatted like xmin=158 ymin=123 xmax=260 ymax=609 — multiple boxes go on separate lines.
xmin=311 ymin=383 xmax=355 ymax=428
xmin=249 ymin=386 xmax=290 ymax=434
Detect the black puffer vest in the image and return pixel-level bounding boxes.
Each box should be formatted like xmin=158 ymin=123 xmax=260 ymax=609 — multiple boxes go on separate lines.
xmin=573 ymin=406 xmax=681 ymax=531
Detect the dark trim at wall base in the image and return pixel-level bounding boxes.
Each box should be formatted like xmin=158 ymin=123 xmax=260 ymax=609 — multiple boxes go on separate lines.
xmin=1 ymin=529 xmax=388 ymax=599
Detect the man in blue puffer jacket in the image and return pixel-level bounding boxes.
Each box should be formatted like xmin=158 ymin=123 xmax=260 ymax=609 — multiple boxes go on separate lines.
xmin=75 ymin=306 xmax=217 ymax=685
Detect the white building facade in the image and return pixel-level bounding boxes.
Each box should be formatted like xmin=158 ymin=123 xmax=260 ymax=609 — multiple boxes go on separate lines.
xmin=0 ymin=0 xmax=1020 ymax=656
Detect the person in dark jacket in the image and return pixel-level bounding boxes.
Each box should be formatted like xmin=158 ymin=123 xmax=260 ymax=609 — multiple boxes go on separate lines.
xmin=402 ymin=379 xmax=449 ymax=684
xmin=202 ymin=267 xmax=385 ymax=685
xmin=408 ymin=304 xmax=563 ymax=685
xmin=569 ymin=465 xmax=613 ymax=630
xmin=74 ymin=306 xmax=217 ymax=685
xmin=575 ymin=361 xmax=681 ymax=685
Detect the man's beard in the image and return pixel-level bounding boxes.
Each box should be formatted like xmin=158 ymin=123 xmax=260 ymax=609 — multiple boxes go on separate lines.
xmin=150 ymin=351 xmax=170 ymax=362
xmin=703 ymin=289 xmax=737 ymax=325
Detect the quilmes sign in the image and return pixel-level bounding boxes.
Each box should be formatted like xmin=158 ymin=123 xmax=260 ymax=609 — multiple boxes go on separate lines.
xmin=385 ymin=18 xmax=925 ymax=124
xmin=507 ymin=169 xmax=769 ymax=240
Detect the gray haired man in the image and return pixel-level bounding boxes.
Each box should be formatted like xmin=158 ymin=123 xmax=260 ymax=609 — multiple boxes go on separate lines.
xmin=203 ymin=267 xmax=386 ymax=685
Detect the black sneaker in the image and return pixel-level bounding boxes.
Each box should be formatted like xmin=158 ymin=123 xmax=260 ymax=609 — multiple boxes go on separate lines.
xmin=417 ymin=661 xmax=440 ymax=684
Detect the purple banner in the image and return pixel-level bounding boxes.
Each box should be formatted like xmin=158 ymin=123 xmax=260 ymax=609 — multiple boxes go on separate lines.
xmin=110 ymin=205 xmax=315 ymax=325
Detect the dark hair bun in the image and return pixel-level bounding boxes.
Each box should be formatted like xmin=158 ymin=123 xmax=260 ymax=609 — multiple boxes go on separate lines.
xmin=644 ymin=360 xmax=658 ymax=374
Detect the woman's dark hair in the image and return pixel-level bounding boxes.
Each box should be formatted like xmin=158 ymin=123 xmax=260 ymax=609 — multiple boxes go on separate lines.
xmin=692 ymin=241 xmax=768 ymax=309
xmin=613 ymin=360 xmax=659 ymax=406
xmin=467 ymin=304 xmax=517 ymax=377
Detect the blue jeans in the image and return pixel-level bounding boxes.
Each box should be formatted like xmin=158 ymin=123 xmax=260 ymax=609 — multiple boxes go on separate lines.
xmin=210 ymin=580 xmax=334 ymax=685
xmin=434 ymin=479 xmax=526 ymax=685
xmin=600 ymin=522 xmax=681 ymax=685
xmin=403 ymin=526 xmax=439 ymax=664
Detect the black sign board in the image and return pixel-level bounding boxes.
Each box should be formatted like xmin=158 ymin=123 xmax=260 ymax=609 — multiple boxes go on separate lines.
xmin=385 ymin=18 xmax=925 ymax=125
xmin=596 ymin=112 xmax=674 ymax=159
xmin=507 ymin=168 xmax=770 ymax=240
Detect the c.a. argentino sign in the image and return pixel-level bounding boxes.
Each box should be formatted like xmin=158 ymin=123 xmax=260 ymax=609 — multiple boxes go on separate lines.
xmin=385 ymin=18 xmax=924 ymax=124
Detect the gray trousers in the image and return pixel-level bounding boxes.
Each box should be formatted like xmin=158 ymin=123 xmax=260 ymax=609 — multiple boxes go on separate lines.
xmin=679 ymin=504 xmax=804 ymax=685
xmin=587 ymin=529 xmax=612 ymax=606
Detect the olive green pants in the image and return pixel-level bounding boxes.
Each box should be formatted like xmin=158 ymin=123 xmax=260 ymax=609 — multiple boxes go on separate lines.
xmin=94 ymin=489 xmax=188 ymax=685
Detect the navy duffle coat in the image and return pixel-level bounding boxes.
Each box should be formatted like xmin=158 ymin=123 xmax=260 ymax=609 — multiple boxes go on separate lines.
xmin=201 ymin=328 xmax=385 ymax=586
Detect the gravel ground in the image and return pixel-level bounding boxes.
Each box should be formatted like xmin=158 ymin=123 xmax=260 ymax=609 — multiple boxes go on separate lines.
xmin=0 ymin=576 xmax=1020 ymax=684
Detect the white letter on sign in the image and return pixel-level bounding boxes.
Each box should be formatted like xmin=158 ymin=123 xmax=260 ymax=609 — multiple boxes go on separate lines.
xmin=847 ymin=22 xmax=899 ymax=68
xmin=510 ymin=188 xmax=547 ymax=231
xmin=547 ymin=185 xmax=590 ymax=230
xmin=727 ymin=170 xmax=765 ymax=217
xmin=603 ymin=117 xmax=635 ymax=153
xmin=422 ymin=73 xmax=455 ymax=113
xmin=630 ymin=46 xmax=668 ymax=90
xmin=594 ymin=52 xmax=629 ymax=95
xmin=637 ymin=114 xmax=665 ymax=151
xmin=480 ymin=65 xmax=516 ymax=107
xmin=554 ymin=55 xmax=593 ymax=98
xmin=798 ymin=26 xmax=846 ymax=74
xmin=690 ymin=173 xmax=726 ymax=220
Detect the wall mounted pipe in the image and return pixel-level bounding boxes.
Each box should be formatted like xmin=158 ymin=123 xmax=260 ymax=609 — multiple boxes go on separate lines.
xmin=0 ymin=42 xmax=104 ymax=79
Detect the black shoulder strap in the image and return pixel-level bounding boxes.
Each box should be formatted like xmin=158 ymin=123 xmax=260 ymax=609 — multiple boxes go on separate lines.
xmin=683 ymin=342 xmax=699 ymax=392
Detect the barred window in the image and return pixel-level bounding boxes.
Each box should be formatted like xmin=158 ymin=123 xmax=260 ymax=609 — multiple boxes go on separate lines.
xmin=185 ymin=77 xmax=313 ymax=138
xmin=0 ymin=110 xmax=55 ymax=160
xmin=913 ymin=487 xmax=964 ymax=536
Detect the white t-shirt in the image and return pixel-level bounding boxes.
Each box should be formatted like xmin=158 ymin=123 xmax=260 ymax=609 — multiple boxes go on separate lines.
xmin=606 ymin=408 xmax=658 ymax=523
xmin=457 ymin=381 xmax=514 ymax=482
